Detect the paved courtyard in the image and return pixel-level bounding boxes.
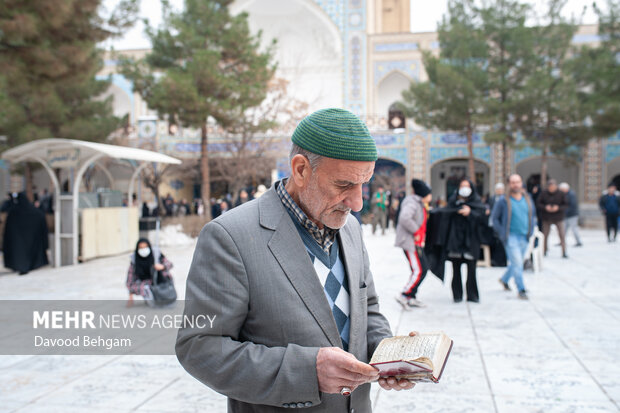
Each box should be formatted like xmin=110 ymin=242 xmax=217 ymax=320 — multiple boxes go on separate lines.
xmin=0 ymin=225 xmax=619 ymax=412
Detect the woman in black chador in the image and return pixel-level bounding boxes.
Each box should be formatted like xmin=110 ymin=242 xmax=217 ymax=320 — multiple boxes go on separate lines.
xmin=3 ymin=192 xmax=49 ymax=275
xmin=126 ymin=238 xmax=173 ymax=306
xmin=446 ymin=178 xmax=487 ymax=303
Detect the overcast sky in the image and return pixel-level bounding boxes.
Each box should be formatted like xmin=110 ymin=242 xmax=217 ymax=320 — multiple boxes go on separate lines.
xmin=102 ymin=0 xmax=603 ymax=50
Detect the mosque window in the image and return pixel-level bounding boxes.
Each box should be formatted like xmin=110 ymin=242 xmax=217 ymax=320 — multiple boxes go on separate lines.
xmin=388 ymin=103 xmax=405 ymax=130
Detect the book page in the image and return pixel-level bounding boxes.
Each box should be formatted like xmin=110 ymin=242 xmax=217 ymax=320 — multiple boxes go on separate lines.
xmin=371 ymin=333 xmax=441 ymax=364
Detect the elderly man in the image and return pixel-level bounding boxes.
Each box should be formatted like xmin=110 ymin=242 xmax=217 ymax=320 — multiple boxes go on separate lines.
xmin=559 ymin=182 xmax=582 ymax=247
xmin=488 ymin=182 xmax=505 ymax=214
xmin=536 ymin=179 xmax=568 ymax=258
xmin=176 ymin=109 xmax=414 ymax=413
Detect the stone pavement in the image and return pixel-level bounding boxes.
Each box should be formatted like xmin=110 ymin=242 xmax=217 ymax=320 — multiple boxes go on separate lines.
xmin=0 ymin=225 xmax=619 ymax=413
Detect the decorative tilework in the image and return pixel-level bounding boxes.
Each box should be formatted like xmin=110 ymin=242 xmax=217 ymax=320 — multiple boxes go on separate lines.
xmin=515 ymin=146 xmax=542 ymax=165
xmin=372 ymin=134 xmax=405 ymax=146
xmin=493 ymin=143 xmax=504 ymax=184
xmin=313 ymin=0 xmax=345 ymax=30
xmin=349 ymin=34 xmax=363 ymax=102
xmin=376 ymin=147 xmax=407 ymax=166
xmin=572 ymin=34 xmax=602 ymax=44
xmin=409 ymin=135 xmax=428 ymax=182
xmin=606 ymin=144 xmax=620 ymax=163
xmin=608 ymin=131 xmax=620 ymax=142
xmin=430 ymin=146 xmax=491 ymax=165
xmin=515 ymin=145 xmax=583 ymax=165
xmin=374 ymin=60 xmax=420 ymax=85
xmin=374 ymin=42 xmax=419 ymax=52
xmin=585 ymin=140 xmax=603 ymax=202
xmin=429 ymin=132 xmax=482 ymax=145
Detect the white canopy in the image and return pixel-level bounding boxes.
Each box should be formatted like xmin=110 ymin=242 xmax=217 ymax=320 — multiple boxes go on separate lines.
xmin=1 ymin=138 xmax=181 ymax=165
xmin=2 ymin=138 xmax=182 ymax=267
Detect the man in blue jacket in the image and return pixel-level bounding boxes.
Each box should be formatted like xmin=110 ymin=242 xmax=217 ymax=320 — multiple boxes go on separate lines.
xmin=599 ymin=183 xmax=619 ymax=242
xmin=491 ymin=174 xmax=537 ymax=300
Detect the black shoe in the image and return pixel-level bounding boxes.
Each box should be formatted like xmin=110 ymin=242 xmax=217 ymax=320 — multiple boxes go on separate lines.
xmin=562 ymin=253 xmax=569 ymax=259
xmin=574 ymin=243 xmax=583 ymax=247
xmin=454 ymin=297 xmax=463 ymax=303
xmin=18 ymin=271 xmax=28 ymax=275
xmin=467 ymin=297 xmax=479 ymax=303
xmin=499 ymin=279 xmax=511 ymax=291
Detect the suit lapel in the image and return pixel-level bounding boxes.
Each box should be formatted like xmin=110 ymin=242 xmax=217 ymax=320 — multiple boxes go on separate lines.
xmin=267 ymin=205 xmax=342 ymax=348
xmin=337 ymin=223 xmax=363 ymax=354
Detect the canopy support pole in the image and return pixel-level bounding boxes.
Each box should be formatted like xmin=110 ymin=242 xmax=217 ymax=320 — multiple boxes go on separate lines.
xmin=72 ymin=154 xmax=104 ymax=265
xmin=128 ymin=163 xmax=147 ymax=209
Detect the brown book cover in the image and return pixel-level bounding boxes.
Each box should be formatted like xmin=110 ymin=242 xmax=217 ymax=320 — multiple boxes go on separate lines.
xmin=369 ymin=332 xmax=453 ymax=383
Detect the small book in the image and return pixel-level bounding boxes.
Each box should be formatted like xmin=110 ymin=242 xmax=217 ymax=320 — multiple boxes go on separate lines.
xmin=369 ymin=332 xmax=453 ymax=383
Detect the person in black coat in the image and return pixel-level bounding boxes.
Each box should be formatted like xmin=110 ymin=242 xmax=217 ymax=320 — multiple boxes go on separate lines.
xmin=3 ymin=192 xmax=49 ymax=275
xmin=445 ymin=178 xmax=487 ymax=303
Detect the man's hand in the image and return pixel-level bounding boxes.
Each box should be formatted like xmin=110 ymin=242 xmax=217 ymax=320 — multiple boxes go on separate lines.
xmin=316 ymin=347 xmax=379 ymax=394
xmin=377 ymin=377 xmax=416 ymax=391
xmin=378 ymin=331 xmax=417 ymax=392
xmin=458 ymin=205 xmax=471 ymax=216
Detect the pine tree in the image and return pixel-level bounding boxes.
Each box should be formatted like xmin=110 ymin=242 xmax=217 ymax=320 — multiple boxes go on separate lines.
xmin=572 ymin=0 xmax=620 ymax=138
xmin=0 ymin=0 xmax=138 ymax=196
xmin=478 ymin=0 xmax=536 ymax=182
xmin=119 ymin=0 xmax=275 ymax=220
xmin=519 ymin=0 xmax=585 ymax=189
xmin=400 ymin=0 xmax=488 ymax=182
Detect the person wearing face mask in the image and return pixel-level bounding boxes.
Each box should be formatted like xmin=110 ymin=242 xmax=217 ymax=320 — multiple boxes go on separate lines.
xmin=444 ymin=178 xmax=487 ymax=303
xmin=126 ymin=238 xmax=173 ymax=306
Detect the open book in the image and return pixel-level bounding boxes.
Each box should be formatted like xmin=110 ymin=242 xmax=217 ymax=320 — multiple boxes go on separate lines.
xmin=369 ymin=332 xmax=453 ymax=383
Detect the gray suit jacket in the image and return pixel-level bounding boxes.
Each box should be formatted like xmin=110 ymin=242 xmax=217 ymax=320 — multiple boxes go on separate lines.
xmin=176 ymin=186 xmax=392 ymax=412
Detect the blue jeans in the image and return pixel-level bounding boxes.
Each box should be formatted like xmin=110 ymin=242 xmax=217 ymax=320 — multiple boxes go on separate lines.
xmin=501 ymin=234 xmax=529 ymax=292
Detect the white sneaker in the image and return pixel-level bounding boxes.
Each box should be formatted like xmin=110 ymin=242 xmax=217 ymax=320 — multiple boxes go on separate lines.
xmin=395 ymin=294 xmax=426 ymax=310
xmin=407 ymin=298 xmax=426 ymax=308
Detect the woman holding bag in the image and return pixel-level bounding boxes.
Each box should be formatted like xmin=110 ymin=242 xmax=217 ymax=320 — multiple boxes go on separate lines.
xmin=126 ymin=238 xmax=174 ymax=307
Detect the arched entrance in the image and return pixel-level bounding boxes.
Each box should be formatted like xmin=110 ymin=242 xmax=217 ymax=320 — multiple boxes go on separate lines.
xmin=376 ymin=71 xmax=410 ymax=119
xmin=430 ymin=158 xmax=490 ymax=204
xmin=516 ymin=157 xmax=580 ymax=196
xmin=606 ymin=156 xmax=620 ymax=189
xmin=232 ymin=0 xmax=343 ymax=110
xmin=372 ymin=158 xmax=406 ymax=195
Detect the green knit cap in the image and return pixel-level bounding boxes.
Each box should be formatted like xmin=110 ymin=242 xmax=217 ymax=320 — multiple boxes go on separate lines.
xmin=291 ymin=108 xmax=377 ymax=161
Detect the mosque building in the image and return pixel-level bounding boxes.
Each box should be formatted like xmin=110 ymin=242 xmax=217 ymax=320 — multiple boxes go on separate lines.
xmin=91 ymin=0 xmax=618 ymax=215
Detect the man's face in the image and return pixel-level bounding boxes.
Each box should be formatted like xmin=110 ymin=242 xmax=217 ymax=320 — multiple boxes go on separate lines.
xmin=298 ymin=158 xmax=375 ymax=229
xmin=495 ymin=187 xmax=504 ymax=196
xmin=548 ymin=183 xmax=557 ymax=193
xmin=508 ymin=176 xmax=522 ymax=193
xmin=609 ymin=186 xmax=617 ymax=195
